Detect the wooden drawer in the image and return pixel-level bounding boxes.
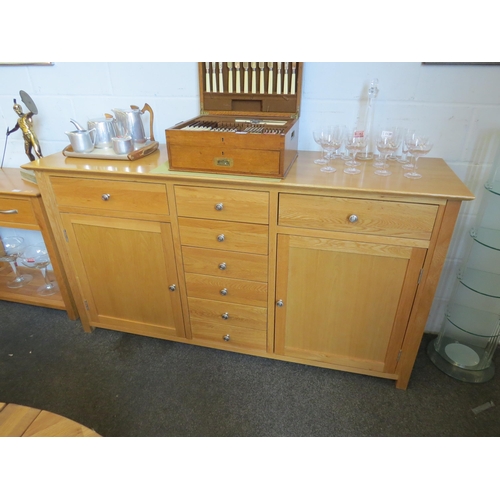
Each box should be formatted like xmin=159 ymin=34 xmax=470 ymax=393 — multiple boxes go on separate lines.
xmin=0 ymin=197 xmax=37 ymax=227
xmin=185 ymin=273 xmax=268 ymax=307
xmin=175 ymin=185 xmax=269 ymax=224
xmin=188 ymin=297 xmax=267 ymax=331
xmin=182 ymin=246 xmax=268 ymax=282
xmin=178 ymin=218 xmax=268 ymax=254
xmin=279 ymin=194 xmax=438 ymax=240
xmin=50 ymin=176 xmax=169 ymax=216
xmin=190 ymin=319 xmax=266 ymax=352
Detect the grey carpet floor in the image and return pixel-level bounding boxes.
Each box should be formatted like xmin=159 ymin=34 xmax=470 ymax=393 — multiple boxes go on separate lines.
xmin=1 ymin=300 xmax=499 ymax=437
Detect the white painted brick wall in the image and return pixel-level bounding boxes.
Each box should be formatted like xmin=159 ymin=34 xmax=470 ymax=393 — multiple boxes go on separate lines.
xmin=2 ymin=62 xmax=500 ymax=333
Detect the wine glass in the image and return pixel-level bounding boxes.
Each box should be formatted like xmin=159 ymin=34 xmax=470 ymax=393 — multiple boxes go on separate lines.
xmin=343 ymin=129 xmax=366 ymax=175
xmin=319 ymin=126 xmax=342 ymax=173
xmin=0 ymin=236 xmax=33 ymax=288
xmin=18 ymin=244 xmax=58 ymax=296
xmin=404 ymin=135 xmax=433 ymax=179
xmin=373 ymin=128 xmax=401 ymax=176
xmin=312 ymin=128 xmax=328 ymax=165
xmin=397 ymin=128 xmax=414 ymax=166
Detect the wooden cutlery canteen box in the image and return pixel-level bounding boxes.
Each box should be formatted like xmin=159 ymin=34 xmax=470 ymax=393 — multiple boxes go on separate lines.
xmin=165 ymin=62 xmax=303 ymax=178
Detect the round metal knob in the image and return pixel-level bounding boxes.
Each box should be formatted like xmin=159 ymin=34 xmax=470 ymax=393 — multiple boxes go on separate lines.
xmin=215 ymin=203 xmax=224 ymax=211
xmin=217 ymin=234 xmax=225 ymax=242
xmin=168 ymin=284 xmax=176 ymax=291
xmin=102 ymin=193 xmax=111 ymax=201
xmin=348 ymin=214 xmax=358 ymax=223
xmin=220 ymin=288 xmax=228 ymax=296
xmin=222 ymin=312 xmax=229 ymax=320
xmin=223 ymin=334 xmax=230 ymax=342
xmin=218 ymin=262 xmax=227 ymax=270
xmin=276 ymin=299 xmax=284 ymax=307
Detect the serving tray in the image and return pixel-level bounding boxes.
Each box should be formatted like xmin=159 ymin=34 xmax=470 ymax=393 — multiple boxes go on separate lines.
xmin=62 ymin=141 xmax=159 ymax=161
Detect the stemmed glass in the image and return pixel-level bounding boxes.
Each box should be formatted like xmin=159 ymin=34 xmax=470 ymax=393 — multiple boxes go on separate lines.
xmin=18 ymin=244 xmax=58 ymax=296
xmin=404 ymin=135 xmax=433 ymax=179
xmin=318 ymin=126 xmax=342 ymax=173
xmin=373 ymin=128 xmax=401 ymax=176
xmin=397 ymin=128 xmax=414 ymax=166
xmin=313 ymin=129 xmax=328 ymax=165
xmin=343 ymin=129 xmax=366 ymax=175
xmin=0 ymin=236 xmax=33 ymax=288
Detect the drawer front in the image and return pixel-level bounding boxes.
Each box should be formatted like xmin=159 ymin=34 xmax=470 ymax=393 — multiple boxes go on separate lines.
xmin=182 ymin=246 xmax=268 ymax=282
xmin=279 ymin=194 xmax=438 ymax=240
xmin=188 ymin=297 xmax=267 ymax=331
xmin=190 ymin=319 xmax=266 ymax=352
xmin=0 ymin=197 xmax=37 ymax=227
xmin=185 ymin=273 xmax=268 ymax=307
xmin=178 ymin=218 xmax=269 ymax=255
xmin=50 ymin=177 xmax=169 ymax=215
xmin=175 ymin=186 xmax=269 ymax=224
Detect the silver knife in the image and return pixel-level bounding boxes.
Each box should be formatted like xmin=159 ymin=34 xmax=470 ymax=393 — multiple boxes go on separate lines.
xmin=243 ymin=62 xmax=249 ymax=93
xmin=267 ymin=62 xmax=274 ymax=94
xmin=212 ymin=62 xmax=217 ymax=92
xmin=227 ymin=62 xmax=233 ymax=93
xmin=235 ymin=62 xmax=241 ymax=93
xmin=205 ymin=62 xmax=211 ymax=92
xmin=259 ymin=62 xmax=265 ymax=94
xmin=284 ymin=62 xmax=289 ymax=94
xmin=219 ymin=62 xmax=224 ymax=93
xmin=276 ymin=62 xmax=282 ymax=94
xmin=251 ymin=62 xmax=257 ymax=93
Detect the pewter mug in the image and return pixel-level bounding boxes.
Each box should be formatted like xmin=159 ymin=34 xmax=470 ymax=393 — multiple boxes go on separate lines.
xmin=112 ymin=104 xmax=155 ymax=144
xmin=65 ymin=128 xmax=96 ymax=153
xmin=87 ymin=116 xmax=117 ymax=148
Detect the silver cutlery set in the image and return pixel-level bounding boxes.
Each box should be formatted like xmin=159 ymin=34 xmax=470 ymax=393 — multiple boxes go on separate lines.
xmin=180 ymin=118 xmax=288 ymax=134
xmin=204 ymin=62 xmax=298 ymax=95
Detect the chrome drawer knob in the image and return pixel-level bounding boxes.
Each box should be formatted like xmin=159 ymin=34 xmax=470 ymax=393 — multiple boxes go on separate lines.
xmin=217 ymin=234 xmax=225 ymax=242
xmin=222 ymin=312 xmax=229 ymax=320
xmin=219 ymin=262 xmax=227 ymax=270
xmin=348 ymin=214 xmax=358 ymax=223
xmin=220 ymin=288 xmax=228 ymax=296
xmin=215 ymin=203 xmax=224 ymax=211
xmin=102 ymin=193 xmax=111 ymax=201
xmin=169 ymin=284 xmax=176 ymax=291
xmin=276 ymin=299 xmax=284 ymax=307
xmin=223 ymin=334 xmax=231 ymax=342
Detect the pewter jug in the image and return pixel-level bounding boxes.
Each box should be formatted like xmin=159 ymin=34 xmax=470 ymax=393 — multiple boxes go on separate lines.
xmin=65 ymin=128 xmax=96 ymax=153
xmin=87 ymin=115 xmax=118 ymax=148
xmin=112 ymin=104 xmax=155 ymax=144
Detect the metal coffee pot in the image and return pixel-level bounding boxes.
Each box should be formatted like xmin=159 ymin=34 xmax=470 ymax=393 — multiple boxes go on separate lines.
xmin=112 ymin=104 xmax=155 ymax=144
xmin=87 ymin=115 xmax=118 ymax=149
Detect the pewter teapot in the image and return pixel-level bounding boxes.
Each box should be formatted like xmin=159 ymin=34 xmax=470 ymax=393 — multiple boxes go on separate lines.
xmin=112 ymin=104 xmax=155 ymax=144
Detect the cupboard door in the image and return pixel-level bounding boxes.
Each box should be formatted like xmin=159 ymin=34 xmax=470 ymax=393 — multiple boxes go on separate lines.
xmin=61 ymin=214 xmax=184 ymax=340
xmin=275 ymin=234 xmax=426 ymax=373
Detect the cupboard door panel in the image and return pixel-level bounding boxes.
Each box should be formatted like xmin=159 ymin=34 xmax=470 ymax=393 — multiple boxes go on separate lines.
xmin=275 ymin=235 xmax=426 ymax=373
xmin=61 ymin=214 xmax=184 ymax=339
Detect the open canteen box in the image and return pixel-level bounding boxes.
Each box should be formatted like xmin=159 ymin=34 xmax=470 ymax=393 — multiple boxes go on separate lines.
xmin=165 ymin=62 xmax=303 ymax=178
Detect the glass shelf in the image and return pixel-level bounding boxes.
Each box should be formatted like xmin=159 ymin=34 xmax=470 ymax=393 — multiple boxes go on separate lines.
xmin=470 ymin=227 xmax=500 ymax=251
xmin=485 ymin=179 xmax=500 ymax=195
xmin=459 ymin=268 xmax=500 ymax=298
xmin=446 ymin=303 xmax=500 ymax=338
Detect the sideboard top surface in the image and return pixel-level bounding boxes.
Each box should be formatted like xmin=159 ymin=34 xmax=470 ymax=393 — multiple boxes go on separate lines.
xmin=25 ymin=145 xmax=475 ymax=202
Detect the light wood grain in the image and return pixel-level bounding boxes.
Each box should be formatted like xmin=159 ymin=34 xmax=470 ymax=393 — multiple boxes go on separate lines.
xmin=178 ymin=217 xmax=269 ymax=255
xmin=174 ymin=185 xmax=269 ymax=224
xmin=279 ymin=193 xmax=438 ymax=240
xmin=182 ymin=246 xmax=268 ymax=282
xmin=0 ymin=402 xmax=100 ymax=437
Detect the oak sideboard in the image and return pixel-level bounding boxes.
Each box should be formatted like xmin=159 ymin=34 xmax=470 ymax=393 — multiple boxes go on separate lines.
xmin=26 ymin=146 xmax=474 ymax=389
